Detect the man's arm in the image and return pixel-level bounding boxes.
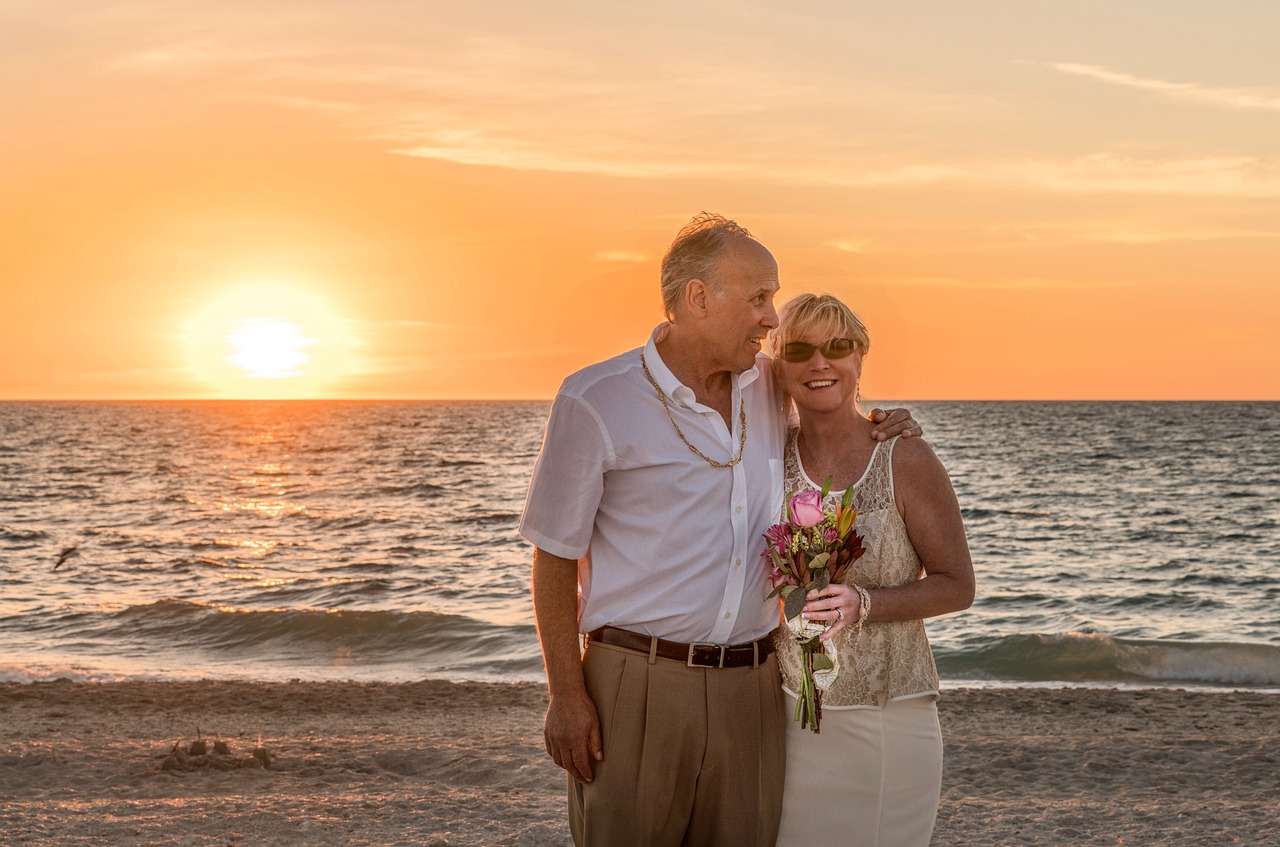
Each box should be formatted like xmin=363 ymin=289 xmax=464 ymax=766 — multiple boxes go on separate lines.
xmin=867 ymin=407 xmax=922 ymax=441
xmin=532 ymin=546 xmax=602 ymax=783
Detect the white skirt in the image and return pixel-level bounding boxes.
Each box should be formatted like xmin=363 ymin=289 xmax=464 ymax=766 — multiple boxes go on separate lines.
xmin=775 ymin=694 xmax=943 ymax=847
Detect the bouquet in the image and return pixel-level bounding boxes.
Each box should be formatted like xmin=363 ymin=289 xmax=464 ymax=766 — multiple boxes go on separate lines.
xmin=762 ymin=478 xmax=866 ymax=732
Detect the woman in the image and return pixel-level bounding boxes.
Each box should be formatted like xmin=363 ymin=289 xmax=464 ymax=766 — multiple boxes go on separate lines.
xmin=770 ymin=293 xmax=975 ymax=847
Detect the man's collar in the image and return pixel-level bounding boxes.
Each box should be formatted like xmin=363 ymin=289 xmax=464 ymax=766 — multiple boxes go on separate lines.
xmin=643 ymin=324 xmax=760 ymax=410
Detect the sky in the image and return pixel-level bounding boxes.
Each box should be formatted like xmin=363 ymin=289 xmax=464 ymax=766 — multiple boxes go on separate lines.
xmin=2 ymin=0 xmax=1278 ymax=400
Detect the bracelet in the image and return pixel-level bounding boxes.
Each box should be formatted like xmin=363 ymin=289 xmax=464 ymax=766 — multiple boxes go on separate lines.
xmin=854 ymin=585 xmax=872 ymax=632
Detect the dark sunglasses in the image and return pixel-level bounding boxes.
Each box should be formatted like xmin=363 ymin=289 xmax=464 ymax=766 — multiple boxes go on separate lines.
xmin=779 ymin=337 xmax=859 ymax=363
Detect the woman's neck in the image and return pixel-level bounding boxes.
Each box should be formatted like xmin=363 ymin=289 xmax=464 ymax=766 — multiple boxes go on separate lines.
xmin=795 ymin=405 xmax=874 ymax=488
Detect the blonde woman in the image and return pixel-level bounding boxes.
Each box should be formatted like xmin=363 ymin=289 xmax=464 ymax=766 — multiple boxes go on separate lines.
xmin=770 ymin=293 xmax=975 ymax=847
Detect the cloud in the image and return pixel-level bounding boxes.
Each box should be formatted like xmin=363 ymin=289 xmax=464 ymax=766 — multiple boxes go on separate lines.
xmin=827 ymin=153 xmax=1280 ymax=197
xmin=110 ymin=41 xmax=319 ymax=71
xmin=988 ymin=221 xmax=1280 ymax=246
xmin=594 ymin=251 xmax=648 ymax=263
xmin=890 ymin=276 xmax=1109 ymax=291
xmin=824 ymin=238 xmax=872 ymax=253
xmin=99 ymin=27 xmax=1280 ymax=196
xmin=1047 ymin=63 xmax=1280 ymax=112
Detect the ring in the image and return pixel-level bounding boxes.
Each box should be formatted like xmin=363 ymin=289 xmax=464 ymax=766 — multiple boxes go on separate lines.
xmin=836 ymin=609 xmax=844 ymax=622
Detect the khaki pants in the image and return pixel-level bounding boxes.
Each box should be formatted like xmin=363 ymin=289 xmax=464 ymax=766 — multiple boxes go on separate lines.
xmin=569 ymin=640 xmax=787 ymax=847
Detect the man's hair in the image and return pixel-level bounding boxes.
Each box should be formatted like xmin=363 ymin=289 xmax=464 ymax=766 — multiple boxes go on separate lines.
xmin=659 ymin=212 xmax=753 ymax=318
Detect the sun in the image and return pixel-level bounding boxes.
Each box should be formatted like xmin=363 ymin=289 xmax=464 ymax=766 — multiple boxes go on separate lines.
xmin=224 ymin=317 xmax=316 ymax=379
xmin=184 ymin=283 xmax=359 ymax=398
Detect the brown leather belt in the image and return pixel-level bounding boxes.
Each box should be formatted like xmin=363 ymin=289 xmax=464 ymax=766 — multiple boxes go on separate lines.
xmin=586 ymin=625 xmax=774 ymax=669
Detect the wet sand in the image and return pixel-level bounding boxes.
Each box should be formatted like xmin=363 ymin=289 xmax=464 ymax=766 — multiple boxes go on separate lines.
xmin=1 ymin=681 xmax=1275 ymax=846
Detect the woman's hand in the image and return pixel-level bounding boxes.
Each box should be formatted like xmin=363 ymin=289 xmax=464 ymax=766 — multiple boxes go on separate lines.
xmin=801 ymin=584 xmax=862 ymax=642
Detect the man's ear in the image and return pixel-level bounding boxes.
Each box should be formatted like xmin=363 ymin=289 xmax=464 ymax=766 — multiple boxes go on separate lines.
xmin=684 ymin=278 xmax=710 ymax=316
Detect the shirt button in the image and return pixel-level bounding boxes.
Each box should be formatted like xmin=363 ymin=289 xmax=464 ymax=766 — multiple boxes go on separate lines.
xmin=723 ymin=612 xmax=732 ymax=620
xmin=735 ymin=558 xmax=742 ymax=566
xmin=735 ymin=505 xmax=743 ymax=513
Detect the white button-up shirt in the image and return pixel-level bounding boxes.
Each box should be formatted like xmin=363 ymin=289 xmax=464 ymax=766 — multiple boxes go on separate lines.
xmin=519 ymin=326 xmax=786 ymax=644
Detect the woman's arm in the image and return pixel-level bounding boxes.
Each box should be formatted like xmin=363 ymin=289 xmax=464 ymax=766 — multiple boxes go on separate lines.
xmin=804 ymin=437 xmax=974 ymax=638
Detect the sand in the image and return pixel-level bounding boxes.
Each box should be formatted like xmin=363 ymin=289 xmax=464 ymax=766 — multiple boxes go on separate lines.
xmin=1 ymin=681 xmax=1276 ymax=846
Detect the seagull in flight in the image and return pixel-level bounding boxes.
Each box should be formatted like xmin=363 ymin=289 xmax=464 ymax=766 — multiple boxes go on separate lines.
xmin=53 ymin=547 xmax=80 ymax=570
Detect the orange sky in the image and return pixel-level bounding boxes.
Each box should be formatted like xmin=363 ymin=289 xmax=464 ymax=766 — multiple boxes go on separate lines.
xmin=3 ymin=1 xmax=1278 ymax=400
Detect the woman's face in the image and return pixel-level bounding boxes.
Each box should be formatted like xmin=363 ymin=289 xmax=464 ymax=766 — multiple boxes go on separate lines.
xmin=776 ymin=331 xmax=864 ymax=415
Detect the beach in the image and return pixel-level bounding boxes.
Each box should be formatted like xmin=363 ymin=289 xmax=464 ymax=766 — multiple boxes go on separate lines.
xmin=2 ymin=681 xmax=1275 ymax=846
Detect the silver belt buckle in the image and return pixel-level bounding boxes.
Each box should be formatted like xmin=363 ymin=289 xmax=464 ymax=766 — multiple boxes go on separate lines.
xmin=687 ymin=642 xmax=727 ymax=668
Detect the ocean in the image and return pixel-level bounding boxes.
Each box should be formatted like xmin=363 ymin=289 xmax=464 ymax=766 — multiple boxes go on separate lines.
xmin=1 ymin=400 xmax=1277 ymax=691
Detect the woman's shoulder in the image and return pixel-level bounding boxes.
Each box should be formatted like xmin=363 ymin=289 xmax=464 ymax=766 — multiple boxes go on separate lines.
xmin=887 ymin=435 xmax=947 ymax=481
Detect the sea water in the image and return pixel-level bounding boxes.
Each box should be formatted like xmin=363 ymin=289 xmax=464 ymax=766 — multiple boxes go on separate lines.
xmin=1 ymin=400 xmax=1276 ymax=689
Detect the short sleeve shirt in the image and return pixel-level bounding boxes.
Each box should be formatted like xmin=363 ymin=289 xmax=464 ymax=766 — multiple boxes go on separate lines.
xmin=519 ymin=327 xmax=786 ymax=644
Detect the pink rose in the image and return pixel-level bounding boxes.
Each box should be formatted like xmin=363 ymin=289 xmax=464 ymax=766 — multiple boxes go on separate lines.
xmin=789 ymin=490 xmax=825 ymax=527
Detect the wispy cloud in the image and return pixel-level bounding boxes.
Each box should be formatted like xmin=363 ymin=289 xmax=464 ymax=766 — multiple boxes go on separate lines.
xmin=110 ymin=41 xmax=319 ymax=70
xmin=829 ymin=153 xmax=1280 ymax=197
xmin=100 ymin=29 xmax=1280 ymax=196
xmin=824 ymin=238 xmax=872 ymax=253
xmin=594 ymin=251 xmax=648 ymax=263
xmin=1047 ymin=62 xmax=1280 ymax=112
xmin=988 ymin=221 xmax=1280 ymax=246
xmin=891 ymin=276 xmax=1109 ymax=291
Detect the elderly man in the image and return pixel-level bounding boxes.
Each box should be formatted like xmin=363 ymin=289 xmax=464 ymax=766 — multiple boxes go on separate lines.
xmin=519 ymin=213 xmax=918 ymax=847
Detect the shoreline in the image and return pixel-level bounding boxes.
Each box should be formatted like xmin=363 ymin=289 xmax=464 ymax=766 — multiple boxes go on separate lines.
xmin=3 ymin=680 xmax=1277 ymax=846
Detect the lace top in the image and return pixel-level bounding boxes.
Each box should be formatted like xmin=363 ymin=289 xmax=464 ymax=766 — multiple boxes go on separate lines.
xmin=775 ymin=429 xmax=940 ymax=708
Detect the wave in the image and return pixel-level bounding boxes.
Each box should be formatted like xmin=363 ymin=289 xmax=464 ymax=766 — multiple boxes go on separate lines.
xmin=935 ymin=632 xmax=1280 ymax=688
xmin=0 ymin=526 xmax=48 ymax=541
xmin=0 ymin=663 xmax=143 ymax=684
xmin=375 ymin=483 xmax=447 ymax=498
xmin=51 ymin=600 xmax=544 ymax=677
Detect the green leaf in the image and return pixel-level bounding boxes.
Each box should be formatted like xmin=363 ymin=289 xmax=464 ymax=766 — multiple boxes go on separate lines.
xmin=784 ymin=587 xmax=806 ymax=621
xmin=770 ymin=551 xmax=795 ymax=578
xmin=819 ymin=475 xmax=834 ymax=499
xmin=809 ymin=552 xmax=830 ymax=571
xmin=841 ymin=484 xmax=855 ymax=510
xmin=766 ymin=584 xmax=785 ymax=600
xmin=811 ymin=653 xmax=834 ymax=671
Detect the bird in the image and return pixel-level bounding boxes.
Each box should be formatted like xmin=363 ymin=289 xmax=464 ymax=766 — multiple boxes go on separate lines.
xmin=53 ymin=547 xmax=80 ymax=570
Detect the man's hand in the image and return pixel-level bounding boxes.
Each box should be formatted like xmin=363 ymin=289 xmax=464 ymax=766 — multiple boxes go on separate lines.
xmin=868 ymin=407 xmax=922 ymax=442
xmin=532 ymin=547 xmax=603 ymax=783
xmin=545 ymin=689 xmax=603 ymax=783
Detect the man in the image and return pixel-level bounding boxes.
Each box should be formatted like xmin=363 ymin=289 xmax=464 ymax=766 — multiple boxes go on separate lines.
xmin=519 ymin=213 xmax=919 ymax=846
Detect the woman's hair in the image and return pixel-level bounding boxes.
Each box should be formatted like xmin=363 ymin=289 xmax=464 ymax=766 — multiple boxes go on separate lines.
xmin=660 ymin=212 xmax=752 ymax=318
xmin=770 ymin=292 xmax=871 ymax=357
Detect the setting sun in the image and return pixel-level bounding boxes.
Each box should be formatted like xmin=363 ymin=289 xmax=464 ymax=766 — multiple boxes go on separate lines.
xmin=184 ymin=283 xmax=360 ymax=398
xmin=225 ymin=318 xmax=316 ymax=379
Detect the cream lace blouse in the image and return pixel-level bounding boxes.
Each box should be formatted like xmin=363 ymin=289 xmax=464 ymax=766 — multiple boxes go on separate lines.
xmin=775 ymin=429 xmax=940 ymax=708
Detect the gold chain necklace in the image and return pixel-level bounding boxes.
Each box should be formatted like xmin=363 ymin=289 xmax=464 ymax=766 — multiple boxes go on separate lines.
xmin=640 ymin=351 xmax=747 ymax=469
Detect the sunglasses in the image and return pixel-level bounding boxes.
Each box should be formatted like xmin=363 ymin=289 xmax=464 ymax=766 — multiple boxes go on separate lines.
xmin=779 ymin=337 xmax=859 ymax=363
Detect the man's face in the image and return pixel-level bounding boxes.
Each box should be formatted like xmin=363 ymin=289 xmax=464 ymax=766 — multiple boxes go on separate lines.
xmin=703 ymin=238 xmax=781 ymax=373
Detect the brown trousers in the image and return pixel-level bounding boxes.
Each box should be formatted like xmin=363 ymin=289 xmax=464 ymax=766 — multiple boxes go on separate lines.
xmin=569 ymin=640 xmax=787 ymax=847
